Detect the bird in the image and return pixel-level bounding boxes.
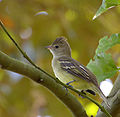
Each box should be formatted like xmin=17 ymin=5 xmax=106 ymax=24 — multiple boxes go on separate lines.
xmin=46 ymin=36 xmax=110 ymax=108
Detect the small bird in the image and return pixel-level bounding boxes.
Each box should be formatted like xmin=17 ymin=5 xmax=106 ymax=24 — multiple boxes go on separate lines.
xmin=46 ymin=36 xmax=109 ymax=107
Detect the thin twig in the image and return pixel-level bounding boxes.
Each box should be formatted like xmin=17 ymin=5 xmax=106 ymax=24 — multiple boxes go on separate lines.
xmin=0 ymin=21 xmax=50 ymax=76
xmin=0 ymin=20 xmax=111 ymax=117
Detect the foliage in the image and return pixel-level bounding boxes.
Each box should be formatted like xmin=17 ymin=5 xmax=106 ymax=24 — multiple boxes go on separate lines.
xmin=93 ymin=0 xmax=120 ymax=19
xmin=87 ymin=34 xmax=120 ymax=83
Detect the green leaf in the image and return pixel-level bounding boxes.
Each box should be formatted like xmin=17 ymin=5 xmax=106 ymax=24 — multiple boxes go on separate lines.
xmin=87 ymin=53 xmax=117 ymax=83
xmin=93 ymin=0 xmax=120 ymax=20
xmin=87 ymin=33 xmax=120 ymax=83
xmin=96 ymin=33 xmax=120 ymax=54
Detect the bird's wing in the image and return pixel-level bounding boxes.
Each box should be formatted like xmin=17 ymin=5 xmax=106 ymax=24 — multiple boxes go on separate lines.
xmin=58 ymin=56 xmax=98 ymax=86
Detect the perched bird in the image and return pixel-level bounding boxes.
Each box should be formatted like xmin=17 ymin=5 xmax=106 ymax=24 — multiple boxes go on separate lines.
xmin=46 ymin=37 xmax=109 ymax=107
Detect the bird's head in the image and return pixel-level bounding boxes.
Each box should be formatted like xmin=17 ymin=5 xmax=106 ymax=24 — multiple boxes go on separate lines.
xmin=46 ymin=37 xmax=71 ymax=58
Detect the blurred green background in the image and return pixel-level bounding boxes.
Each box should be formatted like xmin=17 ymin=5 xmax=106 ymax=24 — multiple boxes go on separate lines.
xmin=0 ymin=0 xmax=120 ymax=117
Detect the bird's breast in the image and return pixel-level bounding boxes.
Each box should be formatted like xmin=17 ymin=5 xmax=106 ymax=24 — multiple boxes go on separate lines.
xmin=52 ymin=58 xmax=74 ymax=83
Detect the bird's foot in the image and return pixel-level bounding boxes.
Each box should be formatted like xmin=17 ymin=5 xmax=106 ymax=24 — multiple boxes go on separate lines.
xmin=64 ymin=80 xmax=76 ymax=95
xmin=66 ymin=80 xmax=76 ymax=86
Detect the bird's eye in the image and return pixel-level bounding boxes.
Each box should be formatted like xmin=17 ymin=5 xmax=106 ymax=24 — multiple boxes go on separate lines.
xmin=55 ymin=45 xmax=59 ymax=48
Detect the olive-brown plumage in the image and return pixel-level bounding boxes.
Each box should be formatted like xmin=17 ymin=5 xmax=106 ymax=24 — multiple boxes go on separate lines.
xmin=47 ymin=37 xmax=110 ymax=108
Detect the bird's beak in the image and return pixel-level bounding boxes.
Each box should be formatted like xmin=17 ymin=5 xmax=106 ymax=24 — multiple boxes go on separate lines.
xmin=45 ymin=45 xmax=52 ymax=49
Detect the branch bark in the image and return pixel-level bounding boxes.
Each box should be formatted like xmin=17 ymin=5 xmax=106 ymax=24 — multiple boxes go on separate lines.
xmin=96 ymin=74 xmax=120 ymax=117
xmin=0 ymin=51 xmax=88 ymax=117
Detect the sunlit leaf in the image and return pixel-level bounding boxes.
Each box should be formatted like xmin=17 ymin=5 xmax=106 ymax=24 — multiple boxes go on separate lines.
xmin=87 ymin=34 xmax=120 ymax=83
xmin=93 ymin=0 xmax=120 ymax=20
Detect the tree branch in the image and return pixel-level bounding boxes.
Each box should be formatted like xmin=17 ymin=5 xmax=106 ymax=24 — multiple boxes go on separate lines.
xmin=0 ymin=51 xmax=87 ymax=117
xmin=96 ymin=74 xmax=120 ymax=117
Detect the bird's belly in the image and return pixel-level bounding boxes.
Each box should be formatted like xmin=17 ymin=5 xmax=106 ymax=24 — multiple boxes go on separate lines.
xmin=54 ymin=67 xmax=91 ymax=90
xmin=54 ymin=68 xmax=74 ymax=83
